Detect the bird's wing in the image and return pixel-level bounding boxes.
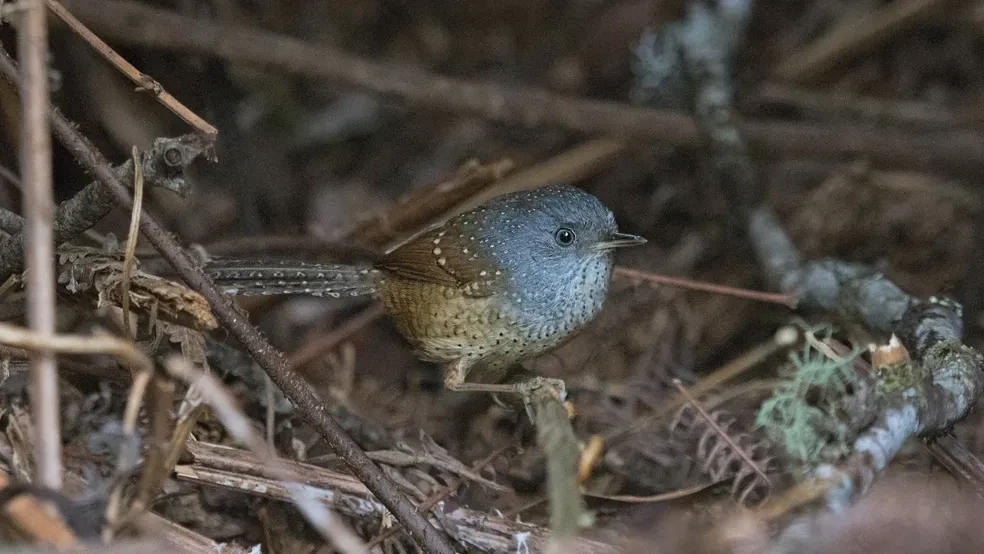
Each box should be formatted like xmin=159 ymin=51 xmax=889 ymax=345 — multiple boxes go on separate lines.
xmin=377 ymin=227 xmax=499 ymax=297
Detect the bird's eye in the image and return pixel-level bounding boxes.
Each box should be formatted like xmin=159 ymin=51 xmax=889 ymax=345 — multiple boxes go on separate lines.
xmin=554 ymin=227 xmax=576 ymax=246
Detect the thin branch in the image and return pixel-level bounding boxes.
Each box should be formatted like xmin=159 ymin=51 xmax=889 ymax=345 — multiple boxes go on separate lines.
xmin=61 ymin=0 xmax=984 ymax=178
xmin=120 ymin=146 xmax=143 ymax=338
xmin=0 ymin=45 xmax=455 ymax=554
xmin=614 ymin=266 xmax=799 ymax=308
xmin=45 ymin=0 xmax=218 ymax=138
xmin=0 ymin=322 xmax=153 ymax=373
xmin=16 ymin=0 xmax=60 ymax=490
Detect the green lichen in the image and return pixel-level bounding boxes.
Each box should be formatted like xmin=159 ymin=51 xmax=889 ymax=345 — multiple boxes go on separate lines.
xmin=756 ymin=328 xmax=861 ymax=463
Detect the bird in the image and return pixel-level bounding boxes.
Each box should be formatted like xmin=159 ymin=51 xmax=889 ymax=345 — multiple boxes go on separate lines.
xmin=206 ymin=184 xmax=646 ymax=398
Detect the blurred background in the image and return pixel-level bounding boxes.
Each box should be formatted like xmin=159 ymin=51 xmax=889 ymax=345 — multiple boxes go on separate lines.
xmin=2 ymin=0 xmax=984 ymax=551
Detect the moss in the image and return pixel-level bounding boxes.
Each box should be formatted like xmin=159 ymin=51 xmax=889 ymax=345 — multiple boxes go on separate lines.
xmin=876 ymin=361 xmax=928 ymax=395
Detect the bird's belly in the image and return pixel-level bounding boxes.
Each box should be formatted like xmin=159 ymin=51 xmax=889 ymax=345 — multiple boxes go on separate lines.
xmin=377 ymin=280 xmax=577 ymax=372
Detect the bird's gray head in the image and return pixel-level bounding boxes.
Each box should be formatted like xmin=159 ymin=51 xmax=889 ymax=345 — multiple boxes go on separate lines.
xmin=462 ymin=184 xmax=646 ymax=318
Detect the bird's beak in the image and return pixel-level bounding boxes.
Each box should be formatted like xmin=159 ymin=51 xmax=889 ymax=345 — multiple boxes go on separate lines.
xmin=594 ymin=232 xmax=647 ymax=251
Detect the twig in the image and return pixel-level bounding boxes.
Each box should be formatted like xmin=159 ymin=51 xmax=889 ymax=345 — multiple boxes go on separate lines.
xmin=583 ymin=481 xmax=717 ymax=503
xmin=614 ymin=266 xmax=799 ymax=308
xmin=363 ymin=443 xmax=516 ymax=550
xmin=15 ymin=0 xmax=60 ymax=490
xmin=0 ymin=322 xmax=153 ymax=377
xmin=133 ymin=512 xmax=251 ymax=554
xmin=672 ymin=379 xmax=772 ymax=489
xmin=776 ymin=0 xmax=961 ymax=85
xmin=44 ymin=0 xmax=218 ymax=138
xmin=60 ymin=0 xmax=984 ymax=178
xmin=163 ymin=356 xmax=368 ymax=554
xmin=0 ymin=344 xmax=129 ymax=382
xmin=120 ymin=146 xmax=144 ymax=338
xmin=365 ymin=450 xmax=508 ymax=493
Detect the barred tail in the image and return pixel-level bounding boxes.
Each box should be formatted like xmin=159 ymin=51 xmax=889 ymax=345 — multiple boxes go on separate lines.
xmin=205 ymin=258 xmax=379 ymax=298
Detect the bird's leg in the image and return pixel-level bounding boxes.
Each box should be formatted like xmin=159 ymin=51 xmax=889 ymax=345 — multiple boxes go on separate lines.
xmin=443 ymin=359 xmax=568 ymax=419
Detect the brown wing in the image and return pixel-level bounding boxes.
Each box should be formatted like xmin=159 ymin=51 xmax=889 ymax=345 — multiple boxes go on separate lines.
xmin=376 ymin=227 xmax=499 ymax=297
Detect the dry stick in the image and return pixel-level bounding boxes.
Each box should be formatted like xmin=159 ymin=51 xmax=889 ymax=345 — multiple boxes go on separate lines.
xmin=163 ymin=356 xmax=367 ymax=554
xmin=61 ymin=0 xmax=984 ymax=178
xmin=44 ymin=0 xmax=218 ymax=138
xmin=0 ymin=53 xmax=455 ymax=554
xmin=613 ymin=266 xmax=799 ymax=308
xmin=363 ymin=443 xmax=516 ymax=550
xmin=16 ymin=0 xmax=60 ymax=490
xmin=528 ymin=386 xmax=587 ymax=543
xmin=584 ymin=481 xmax=718 ymax=503
xmin=0 ymin=344 xmax=129 ymax=382
xmin=671 ymin=379 xmax=772 ymax=489
xmin=776 ymin=0 xmax=960 ymax=84
xmin=120 ymin=146 xmax=144 ymax=338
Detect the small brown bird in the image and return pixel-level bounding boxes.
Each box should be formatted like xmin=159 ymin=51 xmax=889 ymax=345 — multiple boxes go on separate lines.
xmin=207 ymin=185 xmax=645 ymax=398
